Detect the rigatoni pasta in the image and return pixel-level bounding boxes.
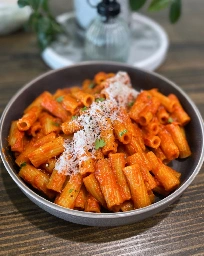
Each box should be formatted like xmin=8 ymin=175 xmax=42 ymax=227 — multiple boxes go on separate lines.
xmin=8 ymin=121 xmax=25 ymax=153
xmin=123 ymin=164 xmax=151 ymax=209
xmin=8 ymin=71 xmax=192 ymax=213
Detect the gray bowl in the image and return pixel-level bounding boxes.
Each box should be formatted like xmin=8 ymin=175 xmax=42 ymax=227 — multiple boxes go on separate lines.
xmin=1 ymin=62 xmax=204 ymax=227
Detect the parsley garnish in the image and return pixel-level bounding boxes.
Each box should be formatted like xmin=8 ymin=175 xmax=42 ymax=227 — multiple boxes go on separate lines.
xmin=52 ymin=122 xmax=60 ymax=127
xmin=81 ymin=106 xmax=88 ymax=111
xmin=71 ymin=115 xmax=78 ymax=120
xmin=127 ymin=101 xmax=134 ymax=107
xmin=95 ymin=138 xmax=106 ymax=150
xmin=119 ymin=129 xmax=127 ymax=137
xmin=20 ymin=162 xmax=27 ymax=168
xmin=96 ymin=98 xmax=105 ymax=102
xmin=89 ymin=81 xmax=95 ymax=89
xmin=56 ymin=96 xmax=64 ymax=103
xmin=69 ymin=188 xmax=74 ymax=193
xmin=168 ymin=117 xmax=173 ymax=123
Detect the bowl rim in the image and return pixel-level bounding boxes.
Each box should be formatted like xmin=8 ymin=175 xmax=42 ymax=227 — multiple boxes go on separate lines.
xmin=1 ymin=61 xmax=204 ymax=220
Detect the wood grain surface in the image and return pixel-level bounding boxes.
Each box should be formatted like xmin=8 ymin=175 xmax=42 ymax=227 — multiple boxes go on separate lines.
xmin=0 ymin=1 xmax=203 ymax=255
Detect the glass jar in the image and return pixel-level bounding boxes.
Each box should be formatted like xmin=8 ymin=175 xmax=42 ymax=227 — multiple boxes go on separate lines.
xmin=84 ymin=0 xmax=130 ymax=62
xmin=73 ymin=0 xmax=131 ymax=30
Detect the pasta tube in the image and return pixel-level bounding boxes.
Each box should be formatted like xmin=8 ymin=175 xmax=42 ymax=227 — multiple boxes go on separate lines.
xmin=158 ymin=127 xmax=179 ymax=161
xmin=55 ymin=173 xmax=82 ymax=209
xmin=19 ymin=164 xmax=55 ymax=199
xmin=109 ymin=153 xmax=131 ymax=201
xmin=100 ymin=118 xmax=118 ymax=155
xmin=41 ymin=91 xmax=70 ymax=122
xmin=17 ymin=106 xmax=41 ymax=131
xmin=83 ymin=173 xmax=106 ymax=208
xmin=95 ymin=159 xmax=123 ymax=209
xmin=47 ymin=169 xmax=67 ymax=193
xmin=129 ymin=90 xmax=152 ymax=122
xmin=168 ymin=94 xmax=191 ymax=125
xmin=113 ymin=120 xmax=132 ymax=144
xmin=61 ymin=119 xmax=81 ymax=135
xmin=39 ymin=112 xmax=61 ymax=135
xmin=28 ymin=136 xmax=64 ymax=167
xmin=120 ymin=200 xmax=134 ymax=212
xmin=79 ymin=153 xmax=95 ymax=176
xmin=143 ymin=133 xmax=161 ymax=149
xmin=62 ymin=94 xmax=81 ymax=114
xmin=123 ymin=164 xmax=151 ymax=209
xmin=74 ymin=185 xmax=87 ymax=210
xmin=85 ymin=193 xmax=101 ymax=213
xmin=146 ymin=151 xmax=180 ymax=192
xmin=72 ymin=90 xmax=95 ymax=107
xmin=165 ymin=123 xmax=191 ymax=158
xmin=8 ymin=121 xmax=25 ymax=152
xmin=149 ymin=89 xmax=175 ymax=113
xmin=126 ymin=152 xmax=157 ymax=191
xmin=15 ymin=132 xmax=56 ymax=166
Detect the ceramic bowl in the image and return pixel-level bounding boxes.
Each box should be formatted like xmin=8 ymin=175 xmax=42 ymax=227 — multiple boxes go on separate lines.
xmin=1 ymin=62 xmax=203 ymax=226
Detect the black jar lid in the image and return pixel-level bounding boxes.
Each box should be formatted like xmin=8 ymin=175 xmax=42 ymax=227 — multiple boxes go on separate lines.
xmin=97 ymin=0 xmax=120 ymax=19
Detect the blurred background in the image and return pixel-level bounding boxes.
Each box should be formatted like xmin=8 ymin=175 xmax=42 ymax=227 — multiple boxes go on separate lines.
xmin=0 ymin=0 xmax=203 ymax=107
xmin=1 ymin=0 xmax=203 ymax=70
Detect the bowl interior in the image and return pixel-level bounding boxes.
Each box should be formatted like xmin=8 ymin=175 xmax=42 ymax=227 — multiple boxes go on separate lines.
xmin=1 ymin=62 xmax=203 ymax=225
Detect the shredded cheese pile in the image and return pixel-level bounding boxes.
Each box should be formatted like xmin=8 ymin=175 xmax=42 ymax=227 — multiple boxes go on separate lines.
xmin=55 ymin=72 xmax=139 ymax=175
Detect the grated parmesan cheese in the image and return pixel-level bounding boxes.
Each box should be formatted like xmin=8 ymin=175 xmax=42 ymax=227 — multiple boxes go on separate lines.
xmin=55 ymin=71 xmax=139 ymax=175
xmin=102 ymin=72 xmax=139 ymax=107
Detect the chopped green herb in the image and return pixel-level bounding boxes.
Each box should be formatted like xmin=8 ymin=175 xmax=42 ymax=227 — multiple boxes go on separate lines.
xmin=20 ymin=162 xmax=27 ymax=168
xmin=127 ymin=101 xmax=134 ymax=107
xmin=56 ymin=96 xmax=64 ymax=103
xmin=52 ymin=122 xmax=60 ymax=127
xmin=89 ymin=82 xmax=95 ymax=89
xmin=81 ymin=106 xmax=88 ymax=111
xmin=71 ymin=115 xmax=78 ymax=120
xmin=69 ymin=188 xmax=74 ymax=193
xmin=119 ymin=129 xmax=127 ymax=137
xmin=95 ymin=138 xmax=106 ymax=150
xmin=96 ymin=97 xmax=105 ymax=102
xmin=168 ymin=117 xmax=173 ymax=123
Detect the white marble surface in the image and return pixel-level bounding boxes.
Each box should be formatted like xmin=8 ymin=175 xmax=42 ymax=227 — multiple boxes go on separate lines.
xmin=42 ymin=12 xmax=169 ymax=71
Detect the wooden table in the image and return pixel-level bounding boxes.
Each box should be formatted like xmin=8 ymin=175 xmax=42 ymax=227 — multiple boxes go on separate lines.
xmin=0 ymin=1 xmax=203 ymax=255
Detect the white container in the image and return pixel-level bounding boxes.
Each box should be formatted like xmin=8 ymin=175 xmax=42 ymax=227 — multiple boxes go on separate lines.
xmin=0 ymin=1 xmax=31 ymax=35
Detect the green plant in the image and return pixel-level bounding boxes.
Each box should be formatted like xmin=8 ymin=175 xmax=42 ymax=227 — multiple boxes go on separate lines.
xmin=18 ymin=0 xmax=63 ymax=50
xmin=129 ymin=0 xmax=182 ymax=23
